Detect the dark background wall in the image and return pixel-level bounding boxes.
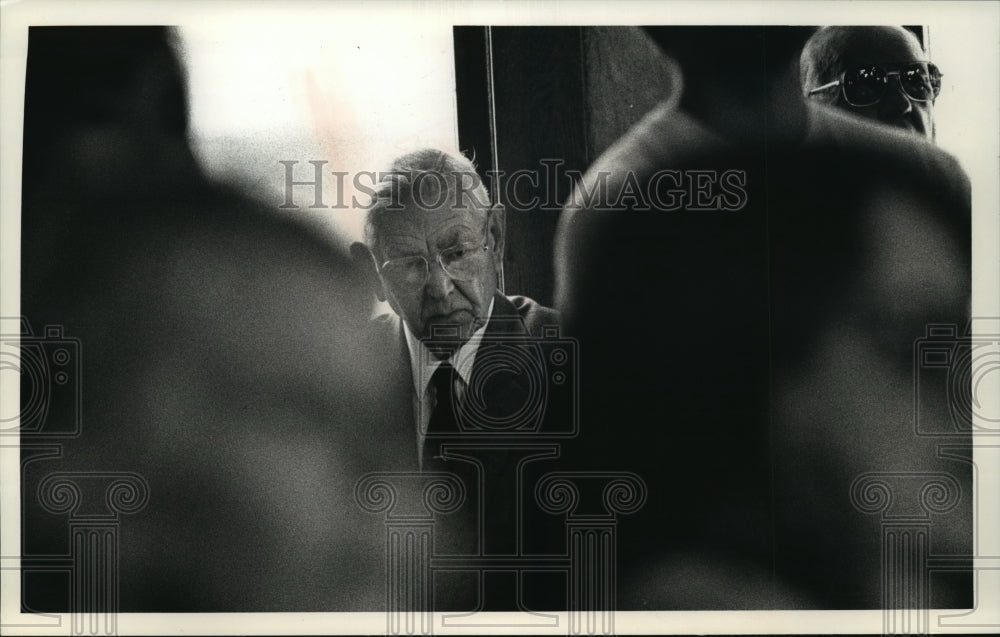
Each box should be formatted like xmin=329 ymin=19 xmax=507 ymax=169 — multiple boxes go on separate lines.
xmin=454 ymin=26 xmax=681 ymax=306
xmin=454 ymin=26 xmax=781 ymax=306
xmin=453 ymin=26 xmax=927 ymax=307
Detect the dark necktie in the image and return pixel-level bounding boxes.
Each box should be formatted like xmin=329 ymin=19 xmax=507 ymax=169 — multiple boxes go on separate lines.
xmin=423 ymin=361 xmax=481 ymax=607
xmin=423 ymin=361 xmax=458 ymax=468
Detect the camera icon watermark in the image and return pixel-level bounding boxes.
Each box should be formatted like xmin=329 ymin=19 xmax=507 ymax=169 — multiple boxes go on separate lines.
xmin=1 ymin=317 xmax=81 ymax=438
xmin=914 ymin=318 xmax=1000 ymax=436
xmin=419 ymin=319 xmax=578 ymax=438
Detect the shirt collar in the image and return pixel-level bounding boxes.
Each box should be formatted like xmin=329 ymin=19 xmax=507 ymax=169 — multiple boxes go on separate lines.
xmin=403 ymin=297 xmax=495 ymax=398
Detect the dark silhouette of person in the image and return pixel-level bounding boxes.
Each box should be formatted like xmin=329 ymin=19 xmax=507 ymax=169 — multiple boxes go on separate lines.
xmin=801 ymin=26 xmax=941 ymax=141
xmin=555 ymin=26 xmax=970 ymax=609
xmin=20 ymin=26 xmax=397 ymax=611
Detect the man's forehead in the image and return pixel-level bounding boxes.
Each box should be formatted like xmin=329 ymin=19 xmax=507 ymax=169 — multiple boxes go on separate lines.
xmin=839 ymin=28 xmax=926 ymax=67
xmin=380 ymin=205 xmax=486 ymax=246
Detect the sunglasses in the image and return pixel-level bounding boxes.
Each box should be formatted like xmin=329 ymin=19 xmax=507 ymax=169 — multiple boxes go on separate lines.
xmin=808 ymin=62 xmax=942 ymax=107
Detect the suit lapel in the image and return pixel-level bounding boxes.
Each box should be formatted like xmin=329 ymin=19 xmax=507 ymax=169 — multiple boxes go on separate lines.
xmin=485 ymin=293 xmax=526 ymax=336
xmin=379 ymin=296 xmax=532 ymax=468
xmin=469 ymin=294 xmax=537 ymax=431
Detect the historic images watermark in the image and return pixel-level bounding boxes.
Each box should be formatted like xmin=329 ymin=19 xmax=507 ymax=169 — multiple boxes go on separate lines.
xmin=3 ymin=317 xmax=150 ymax=636
xmin=1 ymin=318 xmax=81 ymax=439
xmin=914 ymin=320 xmax=1000 ymax=437
xmin=850 ymin=318 xmax=999 ymax=635
xmin=416 ymin=322 xmax=578 ymax=438
xmin=278 ymin=160 xmax=749 ymax=213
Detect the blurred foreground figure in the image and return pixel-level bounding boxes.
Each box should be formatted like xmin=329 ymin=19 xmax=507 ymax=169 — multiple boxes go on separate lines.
xmin=20 ymin=27 xmax=393 ymax=610
xmin=801 ymin=26 xmax=941 ymax=141
xmin=556 ymin=26 xmax=970 ymax=609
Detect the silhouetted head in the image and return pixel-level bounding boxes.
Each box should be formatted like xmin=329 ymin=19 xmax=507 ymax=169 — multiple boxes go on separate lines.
xmin=642 ymin=26 xmax=808 ymax=145
xmin=23 ymin=26 xmax=195 ymax=199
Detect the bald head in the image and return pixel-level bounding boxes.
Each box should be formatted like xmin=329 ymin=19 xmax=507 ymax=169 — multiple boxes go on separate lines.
xmin=801 ymin=26 xmax=936 ymax=140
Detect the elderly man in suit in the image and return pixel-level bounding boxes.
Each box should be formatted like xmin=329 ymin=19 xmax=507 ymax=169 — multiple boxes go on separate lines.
xmin=356 ymin=148 xmax=562 ymax=469
xmin=354 ymin=148 xmax=568 ymax=611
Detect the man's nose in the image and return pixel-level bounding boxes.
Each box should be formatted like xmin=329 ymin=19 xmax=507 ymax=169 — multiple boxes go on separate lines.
xmin=879 ymin=79 xmax=913 ymax=119
xmin=423 ymin=259 xmax=454 ymax=299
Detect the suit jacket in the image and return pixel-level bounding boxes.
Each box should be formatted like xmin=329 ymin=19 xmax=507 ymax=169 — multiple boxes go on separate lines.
xmin=365 ymin=293 xmax=564 ymax=467
xmin=364 ymin=293 xmax=569 ymax=610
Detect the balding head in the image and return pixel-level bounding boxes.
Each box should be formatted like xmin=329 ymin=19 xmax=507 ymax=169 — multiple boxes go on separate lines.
xmin=361 ymin=149 xmax=504 ymax=347
xmin=364 ymin=149 xmax=492 ymax=260
xmin=801 ymin=26 xmax=937 ymax=140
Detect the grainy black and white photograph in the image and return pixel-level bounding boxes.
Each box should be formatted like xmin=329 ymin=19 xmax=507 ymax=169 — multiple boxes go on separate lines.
xmin=1 ymin=1 xmax=998 ymax=635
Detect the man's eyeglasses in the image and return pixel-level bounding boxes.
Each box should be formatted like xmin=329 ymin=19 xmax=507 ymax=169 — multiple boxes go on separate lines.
xmin=379 ymin=223 xmax=491 ymax=289
xmin=808 ymin=62 xmax=942 ymax=107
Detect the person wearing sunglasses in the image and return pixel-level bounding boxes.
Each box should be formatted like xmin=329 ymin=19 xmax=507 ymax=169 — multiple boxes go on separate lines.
xmin=801 ymin=26 xmax=940 ymax=140
xmin=556 ymin=26 xmax=970 ymax=610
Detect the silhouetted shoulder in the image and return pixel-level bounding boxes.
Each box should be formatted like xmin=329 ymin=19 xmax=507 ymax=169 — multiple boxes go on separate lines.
xmin=803 ymin=102 xmax=970 ymax=206
xmin=498 ymin=294 xmax=562 ymax=336
xmin=364 ymin=311 xmax=407 ymax=371
xmin=369 ymin=311 xmax=403 ymax=336
xmin=563 ymin=101 xmax=729 ymax=216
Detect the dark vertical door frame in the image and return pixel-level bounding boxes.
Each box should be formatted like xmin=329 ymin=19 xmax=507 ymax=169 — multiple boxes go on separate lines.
xmin=453 ymin=26 xmax=590 ymax=306
xmin=453 ymin=27 xmax=496 ymax=190
xmin=453 ymin=26 xmax=503 ymax=291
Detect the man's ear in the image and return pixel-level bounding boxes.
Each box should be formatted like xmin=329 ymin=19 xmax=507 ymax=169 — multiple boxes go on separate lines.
xmin=350 ymin=241 xmax=387 ymax=303
xmin=487 ymin=204 xmax=506 ymax=267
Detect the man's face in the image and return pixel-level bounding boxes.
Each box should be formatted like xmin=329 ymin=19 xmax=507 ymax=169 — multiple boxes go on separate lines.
xmin=378 ymin=197 xmax=503 ymax=348
xmin=833 ymin=29 xmax=935 ymax=140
